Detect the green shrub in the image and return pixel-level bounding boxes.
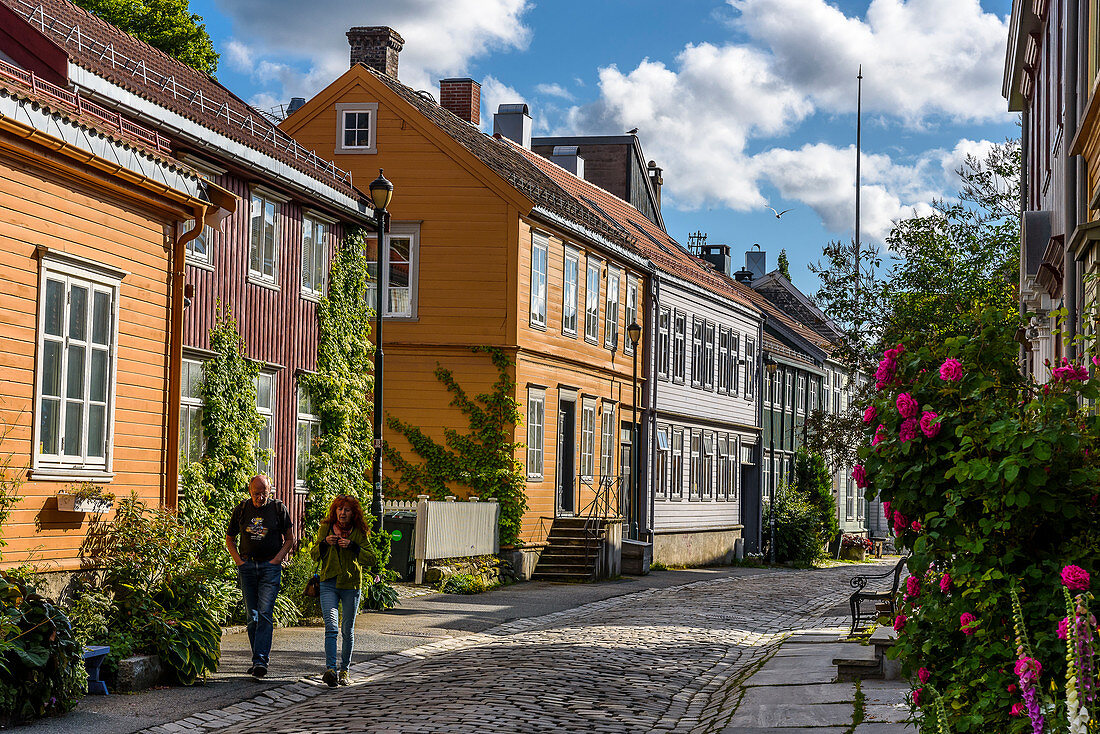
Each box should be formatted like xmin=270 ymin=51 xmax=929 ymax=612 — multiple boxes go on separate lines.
xmin=792 ymin=449 xmax=839 ymax=548
xmin=0 ymin=573 xmax=85 ymax=724
xmin=762 ymin=487 xmax=824 ymax=567
xmin=362 ymin=578 xmax=399 ymax=610
xmin=439 ymin=574 xmax=496 ymax=595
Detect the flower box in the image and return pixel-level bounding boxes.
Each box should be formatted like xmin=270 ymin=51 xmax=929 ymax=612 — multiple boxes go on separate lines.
xmin=56 ymin=493 xmax=113 ymax=514
xmin=839 ymin=545 xmax=866 ymax=561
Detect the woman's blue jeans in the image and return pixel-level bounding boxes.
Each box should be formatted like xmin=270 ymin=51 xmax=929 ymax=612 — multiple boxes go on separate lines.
xmin=319 ymin=580 xmax=361 ymax=671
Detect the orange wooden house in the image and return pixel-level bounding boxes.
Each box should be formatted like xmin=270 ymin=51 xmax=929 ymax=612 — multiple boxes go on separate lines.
xmin=281 ymin=29 xmax=653 ymax=573
xmin=0 ymin=10 xmax=234 ymax=574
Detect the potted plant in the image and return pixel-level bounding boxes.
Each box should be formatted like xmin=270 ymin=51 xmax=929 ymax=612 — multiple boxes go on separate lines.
xmin=839 ymin=533 xmax=872 ymax=561
xmin=57 ymin=483 xmax=115 ymax=514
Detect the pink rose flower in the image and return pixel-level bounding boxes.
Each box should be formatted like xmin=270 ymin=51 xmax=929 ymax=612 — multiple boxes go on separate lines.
xmin=874 ymin=359 xmax=896 ymax=388
xmin=919 ymin=411 xmax=941 ymax=438
xmin=1058 ymin=617 xmax=1070 ymax=640
xmin=917 ymin=667 xmax=931 ymax=684
xmin=909 ymin=520 xmax=922 ymax=533
xmin=871 ymin=424 xmax=887 ymax=447
xmin=960 ymin=612 xmax=977 ymax=635
xmin=893 ymin=613 xmax=907 ymax=632
xmin=863 ymin=405 xmax=876 ymax=425
xmin=893 ymin=512 xmax=908 ymax=533
xmin=905 ymin=576 xmax=920 ymax=599
xmin=882 ymin=501 xmax=891 ymax=520
xmin=1062 ymin=565 xmax=1091 ymax=591
xmin=1010 ymin=703 xmax=1024 ymax=717
xmin=885 ymin=344 xmax=905 ymax=360
xmin=912 ymin=687 xmax=923 ymax=707
xmin=899 ymin=418 xmax=919 ymax=442
xmin=1007 ymin=683 xmax=1018 ymax=695
xmin=852 ymin=464 xmax=868 ymax=489
xmin=939 ymin=358 xmax=963 ymax=382
xmin=896 ymin=393 xmax=919 ymax=419
xmin=939 ymin=573 xmax=951 ymax=593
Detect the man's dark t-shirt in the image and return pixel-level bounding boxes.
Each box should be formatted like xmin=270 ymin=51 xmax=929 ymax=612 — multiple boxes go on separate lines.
xmin=227 ymin=498 xmax=291 ymax=562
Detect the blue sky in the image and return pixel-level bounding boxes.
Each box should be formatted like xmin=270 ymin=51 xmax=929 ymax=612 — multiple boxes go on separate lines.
xmin=194 ymin=0 xmax=1017 ymax=296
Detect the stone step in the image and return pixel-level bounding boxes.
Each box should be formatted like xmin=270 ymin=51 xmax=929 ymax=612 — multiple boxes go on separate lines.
xmin=534 ymin=559 xmax=595 ymax=572
xmin=832 ymin=648 xmax=883 ymax=682
xmin=531 ymin=571 xmax=594 ymax=582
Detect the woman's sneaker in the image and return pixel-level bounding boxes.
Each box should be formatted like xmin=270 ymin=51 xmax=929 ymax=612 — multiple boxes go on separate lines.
xmin=338 ymin=670 xmax=350 ymax=686
xmin=322 ymin=668 xmax=338 ymax=688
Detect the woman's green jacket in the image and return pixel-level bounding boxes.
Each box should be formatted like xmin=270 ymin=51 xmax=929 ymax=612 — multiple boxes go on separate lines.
xmin=309 ymin=523 xmax=377 ymax=590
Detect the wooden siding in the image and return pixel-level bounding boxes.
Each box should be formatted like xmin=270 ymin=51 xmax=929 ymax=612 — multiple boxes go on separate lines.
xmin=0 ymin=139 xmax=187 ymax=570
xmin=182 ymin=170 xmax=356 ymax=531
xmin=1026 ymin=0 xmax=1068 ymax=232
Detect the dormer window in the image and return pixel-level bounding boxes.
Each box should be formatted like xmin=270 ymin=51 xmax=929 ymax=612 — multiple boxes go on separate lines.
xmin=336 ymin=102 xmax=378 ymax=154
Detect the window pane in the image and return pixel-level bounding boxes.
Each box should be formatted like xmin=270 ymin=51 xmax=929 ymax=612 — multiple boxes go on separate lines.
xmin=257 ymin=374 xmax=272 ymax=410
xmin=87 ymin=404 xmax=106 ymax=458
xmin=41 ymin=341 xmax=61 ymax=398
xmin=301 ymin=219 xmax=313 ymax=290
xmin=40 ymin=398 xmax=60 ymax=454
xmin=264 ymin=201 xmax=277 ymax=279
xmin=66 ymin=344 xmax=85 ymax=400
xmin=90 ymin=349 xmax=108 ymax=403
xmin=189 ymin=407 xmax=204 ymax=463
xmin=64 ymin=401 xmax=83 ymax=456
xmin=250 ymin=195 xmax=263 ymax=273
xmin=298 ymin=389 xmax=312 ymax=414
xmin=186 ymin=361 xmax=203 ymax=399
xmin=44 ymin=279 xmax=64 ymax=337
xmin=69 ymin=285 xmax=87 ymax=341
xmin=296 ymin=421 xmax=310 ymax=482
xmin=92 ymin=291 xmax=111 ymax=345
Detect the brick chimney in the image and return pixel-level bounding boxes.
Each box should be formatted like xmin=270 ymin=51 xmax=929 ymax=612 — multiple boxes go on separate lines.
xmin=347 ymin=27 xmax=405 ymax=78
xmin=439 ymin=78 xmax=480 ymax=125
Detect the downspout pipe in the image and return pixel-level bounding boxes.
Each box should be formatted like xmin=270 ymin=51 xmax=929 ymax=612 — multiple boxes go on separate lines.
xmin=1020 ymin=106 xmax=1029 ymax=376
xmin=1065 ymin=0 xmax=1080 ymax=360
xmin=757 ymin=313 xmax=767 ymax=555
xmin=647 ymin=267 xmax=660 ymax=544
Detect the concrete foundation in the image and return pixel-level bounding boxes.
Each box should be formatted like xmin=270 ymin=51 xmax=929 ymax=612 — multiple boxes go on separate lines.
xmin=653 ymin=527 xmax=741 ymax=567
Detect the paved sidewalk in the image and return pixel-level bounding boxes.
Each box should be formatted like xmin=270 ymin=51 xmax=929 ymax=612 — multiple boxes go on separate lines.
xmin=720 ymin=629 xmax=915 ymax=732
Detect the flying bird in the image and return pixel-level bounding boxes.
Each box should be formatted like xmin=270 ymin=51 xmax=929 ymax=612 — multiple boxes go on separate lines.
xmin=626 ymin=127 xmax=639 ymax=135
xmin=766 ymin=206 xmax=793 ymax=219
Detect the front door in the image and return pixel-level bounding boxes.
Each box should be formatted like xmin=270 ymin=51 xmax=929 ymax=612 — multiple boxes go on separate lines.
xmin=620 ymin=424 xmax=634 ymax=538
xmin=557 ymin=399 xmax=576 ymax=514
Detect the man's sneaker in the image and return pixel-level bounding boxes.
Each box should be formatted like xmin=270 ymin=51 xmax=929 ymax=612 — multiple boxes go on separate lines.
xmin=252 ymin=665 xmax=267 ymax=680
xmin=246 ymin=665 xmax=254 ymax=676
xmin=322 ymin=668 xmax=338 ymax=688
xmin=338 ymin=670 xmax=350 ymax=686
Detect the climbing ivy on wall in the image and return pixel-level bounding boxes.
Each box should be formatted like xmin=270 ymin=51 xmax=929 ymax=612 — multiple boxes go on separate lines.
xmin=178 ymin=305 xmax=263 ymax=561
xmin=383 ymin=347 xmax=528 ymax=547
xmin=297 ymin=228 xmax=387 ymax=567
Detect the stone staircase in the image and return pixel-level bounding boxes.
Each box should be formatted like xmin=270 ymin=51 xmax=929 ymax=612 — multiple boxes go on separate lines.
xmin=531 ymin=517 xmax=606 ymax=582
xmin=832 ymin=626 xmax=899 ymax=681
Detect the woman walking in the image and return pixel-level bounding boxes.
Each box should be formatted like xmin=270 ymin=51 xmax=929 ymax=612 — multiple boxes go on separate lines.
xmin=311 ymin=495 xmax=376 ymax=687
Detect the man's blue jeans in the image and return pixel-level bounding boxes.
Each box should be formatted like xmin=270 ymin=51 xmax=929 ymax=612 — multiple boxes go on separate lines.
xmin=319 ymin=580 xmax=361 ymax=672
xmin=237 ymin=560 xmax=282 ymax=667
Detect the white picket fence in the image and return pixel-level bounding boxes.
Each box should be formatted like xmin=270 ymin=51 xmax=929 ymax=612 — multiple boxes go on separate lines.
xmin=384 ymin=495 xmax=500 ymax=583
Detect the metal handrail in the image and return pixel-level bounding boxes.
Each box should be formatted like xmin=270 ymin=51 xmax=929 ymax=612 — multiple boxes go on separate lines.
xmin=576 ymin=473 xmax=622 ymax=580
xmin=12 ymin=0 xmax=354 ymax=187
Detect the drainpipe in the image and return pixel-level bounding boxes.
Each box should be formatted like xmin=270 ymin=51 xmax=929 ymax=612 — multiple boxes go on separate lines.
xmin=647 ymin=269 xmax=660 ymax=544
xmin=1065 ymin=0 xmax=1080 ymax=360
xmin=166 ymin=209 xmax=208 ymax=507
xmin=1020 ymin=106 xmax=1029 ymax=376
xmin=757 ymin=313 xmax=767 ymax=554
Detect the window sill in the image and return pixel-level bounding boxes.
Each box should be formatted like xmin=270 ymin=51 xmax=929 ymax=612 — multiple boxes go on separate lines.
xmin=529 ymin=322 xmax=547 ymax=332
xmin=584 ymin=336 xmax=599 ymax=346
xmin=562 ymin=329 xmax=578 ymax=339
xmin=30 ymin=468 xmax=114 ymax=483
xmin=335 ymin=146 xmax=378 ymax=155
xmin=248 ymin=276 xmax=280 ymax=292
xmin=300 ymin=291 xmax=322 ymax=304
xmin=527 ymin=475 xmax=544 ymax=482
xmin=186 ymin=259 xmax=214 ymax=272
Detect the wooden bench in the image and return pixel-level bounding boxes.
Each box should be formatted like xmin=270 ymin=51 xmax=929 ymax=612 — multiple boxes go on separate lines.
xmin=848 ymin=556 xmax=907 ymax=636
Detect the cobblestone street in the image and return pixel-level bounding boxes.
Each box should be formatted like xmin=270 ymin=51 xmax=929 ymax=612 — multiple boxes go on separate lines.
xmin=144 ymin=562 xmax=885 ymax=734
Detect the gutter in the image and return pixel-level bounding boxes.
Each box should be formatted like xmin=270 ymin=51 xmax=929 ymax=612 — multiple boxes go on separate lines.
xmin=530 ymin=205 xmax=649 ymax=271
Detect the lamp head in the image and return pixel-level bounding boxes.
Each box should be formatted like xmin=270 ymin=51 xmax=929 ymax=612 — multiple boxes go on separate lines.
xmin=764 ymin=353 xmax=778 ymax=374
xmin=627 ymin=321 xmax=642 ymax=346
xmin=369 ymin=169 xmax=394 ymax=212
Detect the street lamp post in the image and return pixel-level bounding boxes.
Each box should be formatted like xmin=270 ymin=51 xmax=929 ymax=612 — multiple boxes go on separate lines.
xmin=764 ymin=353 xmax=778 ymax=564
xmin=627 ymin=321 xmax=642 ymax=541
xmin=369 ymin=170 xmax=393 ymax=533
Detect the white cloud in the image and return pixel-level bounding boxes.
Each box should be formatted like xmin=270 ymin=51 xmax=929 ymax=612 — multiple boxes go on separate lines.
xmin=560 ymin=0 xmax=1011 ymax=239
xmin=213 ymin=0 xmax=531 ymax=101
xmin=479 ymin=75 xmax=527 ymax=132
xmin=535 ymin=83 xmax=573 ymax=100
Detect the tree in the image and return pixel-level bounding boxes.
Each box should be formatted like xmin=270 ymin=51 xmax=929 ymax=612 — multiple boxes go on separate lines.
xmin=73 ymin=0 xmax=219 ymax=75
xmin=791 ymin=449 xmax=839 ymax=547
xmin=777 ymin=248 xmax=791 ymax=281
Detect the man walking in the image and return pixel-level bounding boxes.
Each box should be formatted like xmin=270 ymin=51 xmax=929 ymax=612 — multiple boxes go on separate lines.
xmin=226 ymin=474 xmax=294 ymax=679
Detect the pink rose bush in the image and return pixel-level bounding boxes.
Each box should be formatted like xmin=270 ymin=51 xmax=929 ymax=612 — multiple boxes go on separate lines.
xmin=899 ymin=418 xmax=919 ymax=443
xmin=906 ymin=576 xmax=921 ymax=600
xmin=896 ymin=392 xmax=919 ymax=419
xmin=1061 ymin=565 xmax=1090 ymax=591
xmin=939 ymin=573 xmax=951 ymax=593
xmin=919 ymin=411 xmax=941 ymax=438
xmin=939 ymin=357 xmax=963 ymax=381
xmin=852 ymin=464 xmax=867 ymax=489
xmin=863 ymin=405 xmax=877 ymax=425
xmin=960 ymin=612 xmax=977 ymax=635
xmin=894 ymin=613 xmax=907 ymax=632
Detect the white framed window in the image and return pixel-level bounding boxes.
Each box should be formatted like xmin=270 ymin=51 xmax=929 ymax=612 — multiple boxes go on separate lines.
xmin=180 ymin=359 xmax=204 ymax=468
xmin=604 ymin=267 xmax=620 ymax=349
xmin=744 ymin=336 xmax=756 ymax=398
xmin=296 ymin=385 xmax=321 ymax=493
xmin=584 ymin=257 xmax=601 ymax=343
xmin=703 ymin=321 xmax=716 ymax=390
xmin=689 ymin=429 xmax=702 ymax=499
xmin=249 ymin=189 xmax=281 ymax=285
xmin=256 ymin=372 xmax=275 ymax=475
xmin=600 ymin=402 xmax=616 ymax=477
xmin=785 ymin=370 xmax=794 ymax=409
xmin=833 ymin=372 xmax=842 ymax=414
xmin=702 ymin=431 xmax=715 ymax=499
xmin=824 ymin=369 xmax=832 ymax=414
xmin=580 ymin=398 xmax=596 ymax=479
xmin=563 ymin=246 xmax=579 ymax=336
xmin=336 ymin=102 xmax=379 ymax=154
xmin=717 ymin=434 xmax=730 ymax=501
xmin=673 ymin=311 xmax=687 ymax=384
xmin=730 ymin=332 xmax=740 ymax=396
xmin=301 ymin=215 xmax=329 ymax=298
xmin=655 ymin=425 xmax=669 ymax=499
xmin=671 ymin=427 xmax=685 ymax=500
xmin=657 ymin=308 xmax=671 ymax=379
xmin=846 ymin=476 xmax=855 ymax=520
xmin=180 ymin=219 xmax=214 ymax=266
xmin=526 ymin=388 xmax=545 ymax=479
xmin=762 ymin=455 xmax=772 ymax=500
xmin=797 ymin=375 xmax=806 ymax=415
xmin=34 ymin=256 xmax=122 ymax=477
xmin=731 ymin=435 xmax=741 ymax=501
xmin=367 ymin=222 xmax=419 ymax=319
xmin=624 ymin=276 xmax=638 ymax=355
xmin=690 ymin=317 xmax=704 ymax=388
xmin=717 ymin=327 xmax=729 ymax=394
xmin=530 ymin=232 xmax=548 ymax=328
